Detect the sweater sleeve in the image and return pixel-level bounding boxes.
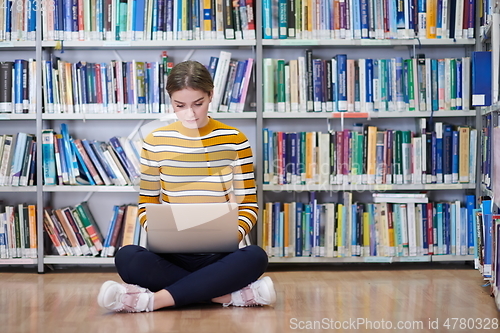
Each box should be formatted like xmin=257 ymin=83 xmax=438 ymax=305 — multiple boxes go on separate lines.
xmin=137 ymin=133 xmax=161 ymax=230
xmin=233 ymin=132 xmax=258 ymax=241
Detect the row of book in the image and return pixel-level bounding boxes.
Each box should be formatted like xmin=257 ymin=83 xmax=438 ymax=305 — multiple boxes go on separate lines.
xmin=262 ymin=193 xmax=477 ymax=258
xmin=0 ymin=51 xmax=253 ymax=114
xmin=0 ymin=1 xmax=36 ymax=42
xmin=0 ymin=133 xmax=37 ymax=187
xmin=263 ymin=121 xmax=477 ymax=186
xmin=0 ymin=60 xmax=37 ymax=114
xmin=263 ymin=0 xmax=476 ymax=40
xmin=42 ymin=124 xmax=141 ymax=186
xmin=0 ymin=203 xmax=37 ymax=259
xmin=40 ymin=0 xmax=256 ymax=41
xmin=263 ymin=52 xmax=474 ymax=114
xmin=43 ymin=201 xmax=145 ymax=257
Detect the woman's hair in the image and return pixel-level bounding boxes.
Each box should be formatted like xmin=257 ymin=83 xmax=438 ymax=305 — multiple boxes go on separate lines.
xmin=166 ymin=60 xmax=214 ymax=97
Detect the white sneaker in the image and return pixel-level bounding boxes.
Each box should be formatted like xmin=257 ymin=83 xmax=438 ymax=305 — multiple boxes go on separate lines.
xmin=224 ymin=276 xmax=277 ymax=307
xmin=97 ymin=280 xmax=154 ymax=313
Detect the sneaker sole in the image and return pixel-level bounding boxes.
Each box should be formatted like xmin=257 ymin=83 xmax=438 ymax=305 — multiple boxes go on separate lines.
xmin=97 ymin=280 xmax=119 ymax=309
xmin=260 ymin=276 xmax=277 ymax=305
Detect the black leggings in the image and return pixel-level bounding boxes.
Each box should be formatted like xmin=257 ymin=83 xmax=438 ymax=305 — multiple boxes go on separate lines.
xmin=114 ymin=244 xmax=269 ymax=307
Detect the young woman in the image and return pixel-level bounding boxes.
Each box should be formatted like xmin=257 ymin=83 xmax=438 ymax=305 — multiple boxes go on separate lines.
xmin=97 ymin=60 xmax=275 ymax=312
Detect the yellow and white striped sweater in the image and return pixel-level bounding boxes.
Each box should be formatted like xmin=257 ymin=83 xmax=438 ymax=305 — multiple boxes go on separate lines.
xmin=138 ymin=117 xmax=258 ymax=241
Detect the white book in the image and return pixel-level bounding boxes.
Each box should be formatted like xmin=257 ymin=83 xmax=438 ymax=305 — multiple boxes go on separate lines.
xmin=325 ymin=203 xmax=336 ymax=258
xmin=298 ymin=56 xmax=308 ymax=112
xmin=210 ymin=51 xmax=232 ymax=112
xmin=285 ymin=65 xmax=291 ymax=112
xmin=289 ymin=60 xmax=299 ymax=112
xmin=407 ymin=203 xmax=417 ymax=256
xmin=413 ymin=137 xmax=422 ymax=184
xmin=399 ymin=204 xmax=409 ymax=256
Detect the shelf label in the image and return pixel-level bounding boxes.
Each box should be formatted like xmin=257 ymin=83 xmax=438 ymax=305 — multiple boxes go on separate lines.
xmin=364 ymin=257 xmax=393 ymax=263
xmin=0 ymin=114 xmax=10 ymax=120
xmin=0 ymin=42 xmax=14 ymax=47
xmin=280 ymin=39 xmax=319 ymax=46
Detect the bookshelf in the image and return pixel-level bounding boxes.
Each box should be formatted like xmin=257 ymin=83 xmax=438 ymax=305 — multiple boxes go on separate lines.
xmin=477 ymin=4 xmax=500 ymax=311
xmin=0 ymin=0 xmax=493 ymax=276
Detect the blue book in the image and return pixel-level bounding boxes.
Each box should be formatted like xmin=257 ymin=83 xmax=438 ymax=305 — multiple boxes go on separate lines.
xmin=81 ymin=139 xmax=112 ymax=185
xmin=351 ymin=204 xmax=357 ymax=256
xmin=70 ymin=140 xmax=96 ymax=185
xmin=303 ymin=204 xmax=311 ymax=257
xmin=431 ymin=59 xmax=439 ymax=111
xmin=436 ymin=203 xmax=443 ymax=254
xmin=278 ymin=0 xmax=287 ymax=39
xmin=89 ymin=140 xmax=119 ymax=185
xmin=443 ymin=124 xmax=453 ymax=183
xmin=289 ymin=132 xmax=298 ymax=185
xmin=312 ymin=59 xmax=323 ymax=112
xmin=295 ymin=202 xmax=303 ymax=257
xmin=134 ymin=0 xmax=146 ymax=39
xmin=465 ymin=195 xmax=476 ymax=255
xmin=359 ymin=0 xmax=369 ymax=38
xmin=228 ymin=60 xmax=247 ymax=112
xmin=60 ymin=123 xmax=79 ymax=184
xmin=165 ymin=0 xmax=174 ymax=38
xmin=335 ymin=54 xmax=347 ymax=112
xmin=207 ymin=56 xmax=219 ymax=80
xmin=279 ymin=211 xmax=284 ymax=257
xmin=481 ymin=200 xmax=493 ymax=278
xmin=471 ymin=51 xmax=492 ymax=106
xmin=102 ymin=205 xmax=120 ymax=257
xmin=109 ymin=136 xmax=140 ymax=182
xmin=262 ymin=0 xmax=272 ymax=39
xmin=443 ymin=203 xmax=450 ymax=255
xmin=451 ymin=130 xmax=459 ymax=183
xmin=435 ymin=122 xmax=443 ymax=184
xmin=365 ymin=59 xmax=374 ymax=112
xmin=41 ymin=129 xmax=57 ymax=186
xmin=450 ymin=203 xmax=456 ymax=254
xmin=272 ymin=202 xmax=281 ymax=257
xmin=13 ymin=60 xmax=24 ymax=113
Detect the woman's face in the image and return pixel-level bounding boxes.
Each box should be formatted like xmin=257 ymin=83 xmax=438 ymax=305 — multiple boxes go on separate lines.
xmin=171 ymin=88 xmax=211 ymax=129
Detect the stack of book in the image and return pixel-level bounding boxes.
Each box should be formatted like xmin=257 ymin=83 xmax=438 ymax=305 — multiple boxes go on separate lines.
xmin=0 ymin=203 xmax=37 ymax=259
xmin=41 ymin=51 xmax=254 ymax=114
xmin=41 ymin=0 xmax=256 ymax=41
xmin=262 ymin=0 xmax=475 ymax=40
xmin=263 ymin=121 xmax=477 ymax=186
xmin=263 ymin=53 xmax=472 ymax=113
xmin=262 ymin=192 xmax=477 ymax=258
xmin=0 ymin=60 xmax=37 ymax=114
xmin=42 ymin=124 xmax=141 ymax=186
xmin=43 ymin=201 xmax=144 ymax=257
xmin=0 ymin=133 xmax=37 ymax=187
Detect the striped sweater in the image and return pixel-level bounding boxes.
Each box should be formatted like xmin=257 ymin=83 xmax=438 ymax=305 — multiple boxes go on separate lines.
xmin=138 ymin=117 xmax=258 ymax=241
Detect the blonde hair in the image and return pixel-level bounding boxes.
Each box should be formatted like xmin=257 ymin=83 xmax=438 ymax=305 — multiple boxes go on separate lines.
xmin=166 ymin=60 xmax=214 ymax=97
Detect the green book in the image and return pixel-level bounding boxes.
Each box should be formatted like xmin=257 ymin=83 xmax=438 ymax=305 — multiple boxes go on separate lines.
xmin=276 ymin=59 xmax=286 ymax=112
xmin=394 ymin=130 xmax=403 ymax=184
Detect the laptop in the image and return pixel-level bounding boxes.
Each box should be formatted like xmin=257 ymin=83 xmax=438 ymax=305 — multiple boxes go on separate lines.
xmin=145 ymin=202 xmax=240 ymax=253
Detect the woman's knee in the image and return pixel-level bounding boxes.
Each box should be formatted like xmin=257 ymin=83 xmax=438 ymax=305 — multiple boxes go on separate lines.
xmin=114 ymin=245 xmax=146 ymax=280
xmin=241 ymin=245 xmax=269 ymax=270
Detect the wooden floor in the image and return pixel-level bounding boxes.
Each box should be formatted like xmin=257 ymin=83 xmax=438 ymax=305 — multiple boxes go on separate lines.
xmin=1 ymin=263 xmax=499 ymax=333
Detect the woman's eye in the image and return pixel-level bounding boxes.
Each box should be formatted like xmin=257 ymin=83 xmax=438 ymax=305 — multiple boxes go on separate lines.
xmin=195 ymin=103 xmax=203 ymax=107
xmin=176 ymin=105 xmax=184 ymax=108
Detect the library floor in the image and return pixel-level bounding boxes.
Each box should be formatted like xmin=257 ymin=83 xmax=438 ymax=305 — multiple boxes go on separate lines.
xmin=1 ymin=263 xmax=499 ymax=333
